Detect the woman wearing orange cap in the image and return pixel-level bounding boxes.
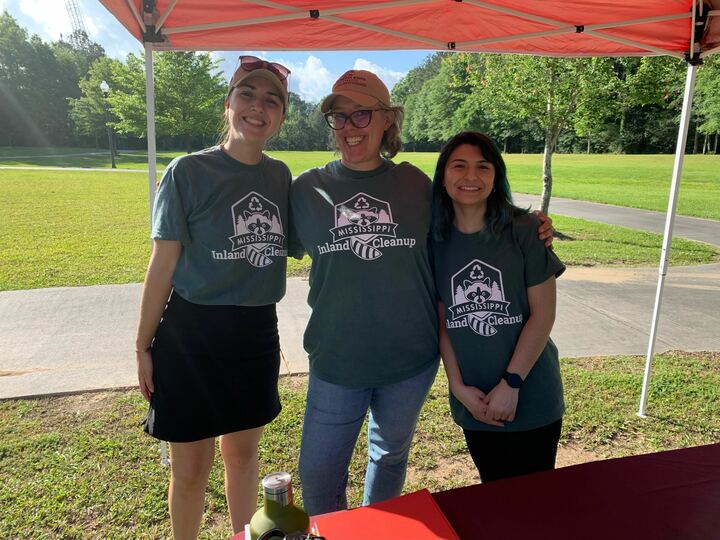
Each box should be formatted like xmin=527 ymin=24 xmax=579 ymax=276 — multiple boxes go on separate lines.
xmin=290 ymin=70 xmax=552 ymax=514
xmin=135 ymin=56 xmax=292 ymax=538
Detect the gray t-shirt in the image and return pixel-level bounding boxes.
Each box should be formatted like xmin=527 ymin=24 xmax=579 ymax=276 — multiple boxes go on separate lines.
xmin=152 ymin=146 xmax=291 ymax=306
xmin=290 ymin=160 xmax=439 ymax=388
xmin=433 ymin=213 xmax=566 ymax=431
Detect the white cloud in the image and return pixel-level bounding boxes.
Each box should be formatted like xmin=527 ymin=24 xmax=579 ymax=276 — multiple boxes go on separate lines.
xmin=282 ymin=55 xmax=334 ymax=103
xmin=19 ymin=0 xmax=71 ymax=40
xmin=352 ymin=58 xmax=406 ymax=91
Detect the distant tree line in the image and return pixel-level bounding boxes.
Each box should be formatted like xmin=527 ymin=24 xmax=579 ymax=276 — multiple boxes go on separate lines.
xmin=391 ymin=52 xmax=719 ymax=212
xmin=1 ymin=11 xmax=718 ymax=161
xmin=393 ymin=52 xmax=719 ymax=156
xmin=0 ymin=11 xmax=327 ymax=152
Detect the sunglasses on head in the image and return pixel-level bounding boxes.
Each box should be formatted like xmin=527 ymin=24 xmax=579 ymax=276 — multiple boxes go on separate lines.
xmin=238 ymin=55 xmax=291 ymax=81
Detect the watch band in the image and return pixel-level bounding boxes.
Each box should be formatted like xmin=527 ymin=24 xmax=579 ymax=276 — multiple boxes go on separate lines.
xmin=503 ymin=371 xmax=524 ymax=389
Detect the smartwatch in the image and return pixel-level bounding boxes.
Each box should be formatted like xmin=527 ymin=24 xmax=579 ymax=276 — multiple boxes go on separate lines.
xmin=503 ymin=371 xmax=524 ymax=389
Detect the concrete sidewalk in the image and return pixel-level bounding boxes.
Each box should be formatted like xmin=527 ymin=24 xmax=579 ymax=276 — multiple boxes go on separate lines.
xmin=514 ymin=193 xmax=720 ymax=247
xmin=2 ymin=196 xmax=719 ymax=399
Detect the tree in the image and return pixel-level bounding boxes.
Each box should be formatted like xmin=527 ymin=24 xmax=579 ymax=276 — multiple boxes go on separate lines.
xmin=270 ymin=93 xmax=327 ymax=150
xmin=471 ymin=55 xmax=609 ymax=214
xmin=695 ymin=57 xmax=720 ymax=153
xmin=0 ymin=12 xmax=106 ymax=147
xmin=107 ymin=51 xmax=226 ymax=152
xmin=391 ymin=53 xmax=447 ymax=150
xmin=0 ymin=12 xmax=68 ymax=145
xmin=68 ymin=56 xmax=123 ymax=146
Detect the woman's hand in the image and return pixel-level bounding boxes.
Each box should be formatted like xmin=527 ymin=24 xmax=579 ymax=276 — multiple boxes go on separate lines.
xmin=451 ymin=383 xmax=504 ymax=427
xmin=136 ymin=350 xmax=154 ymax=401
xmin=483 ymin=379 xmax=519 ymax=423
xmin=532 ymin=210 xmax=554 ymax=247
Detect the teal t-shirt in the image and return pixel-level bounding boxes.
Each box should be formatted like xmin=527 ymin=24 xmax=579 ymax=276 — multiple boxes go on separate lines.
xmin=152 ymin=146 xmax=291 ymax=306
xmin=433 ymin=213 xmax=566 ymax=432
xmin=290 ymin=160 xmax=439 ymax=388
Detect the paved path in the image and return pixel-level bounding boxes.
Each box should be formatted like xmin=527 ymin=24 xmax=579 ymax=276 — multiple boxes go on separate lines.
xmin=514 ymin=194 xmax=720 ymax=247
xmin=2 ymin=196 xmax=719 ymax=399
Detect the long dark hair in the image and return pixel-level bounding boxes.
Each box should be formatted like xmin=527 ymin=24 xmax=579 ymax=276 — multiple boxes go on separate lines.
xmin=431 ymin=131 xmax=526 ymax=242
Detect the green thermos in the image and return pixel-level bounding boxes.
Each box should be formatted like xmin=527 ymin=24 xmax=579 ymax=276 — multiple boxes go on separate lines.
xmin=249 ymin=472 xmax=309 ymax=540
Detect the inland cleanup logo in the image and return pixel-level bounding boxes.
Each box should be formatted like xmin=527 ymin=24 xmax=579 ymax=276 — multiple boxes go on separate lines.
xmin=317 ymin=192 xmax=415 ymax=260
xmin=213 ymin=192 xmax=286 ymax=267
xmin=446 ymin=260 xmax=521 ymax=336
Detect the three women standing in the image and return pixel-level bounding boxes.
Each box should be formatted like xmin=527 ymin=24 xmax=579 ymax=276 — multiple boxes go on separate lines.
xmin=136 ymin=62 xmax=561 ymax=537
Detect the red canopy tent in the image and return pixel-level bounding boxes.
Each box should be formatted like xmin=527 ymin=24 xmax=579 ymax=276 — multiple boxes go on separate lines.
xmin=99 ymin=0 xmax=719 ymax=415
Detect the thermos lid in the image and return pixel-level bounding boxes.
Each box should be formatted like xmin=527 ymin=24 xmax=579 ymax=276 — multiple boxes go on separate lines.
xmin=262 ymin=471 xmax=292 ymax=495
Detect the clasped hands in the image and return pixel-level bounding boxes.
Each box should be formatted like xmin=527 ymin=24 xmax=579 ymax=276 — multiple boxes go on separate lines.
xmin=452 ymin=380 xmax=519 ymax=427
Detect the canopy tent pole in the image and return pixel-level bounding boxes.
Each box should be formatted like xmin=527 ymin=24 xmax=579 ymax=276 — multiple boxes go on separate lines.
xmin=637 ymin=62 xmax=698 ymax=418
xmin=144 ymin=42 xmax=157 ymax=224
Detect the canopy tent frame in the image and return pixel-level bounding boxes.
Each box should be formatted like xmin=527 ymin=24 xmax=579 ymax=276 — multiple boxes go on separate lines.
xmin=101 ymin=0 xmax=719 ymax=417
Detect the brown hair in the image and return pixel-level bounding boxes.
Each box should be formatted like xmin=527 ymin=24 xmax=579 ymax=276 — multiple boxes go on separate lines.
xmin=380 ymin=106 xmax=404 ymax=158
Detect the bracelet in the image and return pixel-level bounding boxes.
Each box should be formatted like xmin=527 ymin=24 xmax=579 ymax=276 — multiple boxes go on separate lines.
xmin=135 ymin=347 xmax=150 ymax=353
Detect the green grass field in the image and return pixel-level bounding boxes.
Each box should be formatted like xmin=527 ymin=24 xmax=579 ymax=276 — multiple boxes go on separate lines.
xmin=0 ymin=167 xmax=717 ymax=291
xmin=1 ymin=351 xmax=717 ymax=539
xmin=2 ymin=149 xmax=718 ymax=219
xmin=391 ymin=152 xmax=720 ymax=220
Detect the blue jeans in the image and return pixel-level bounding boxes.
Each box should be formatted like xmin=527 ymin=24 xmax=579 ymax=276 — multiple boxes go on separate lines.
xmin=298 ymin=361 xmax=438 ymax=515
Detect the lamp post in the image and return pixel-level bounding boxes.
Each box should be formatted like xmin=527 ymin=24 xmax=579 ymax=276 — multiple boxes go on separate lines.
xmin=99 ymin=80 xmax=116 ymax=169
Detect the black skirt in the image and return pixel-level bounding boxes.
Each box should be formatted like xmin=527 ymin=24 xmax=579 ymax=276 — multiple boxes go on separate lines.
xmin=144 ymin=292 xmax=281 ymax=442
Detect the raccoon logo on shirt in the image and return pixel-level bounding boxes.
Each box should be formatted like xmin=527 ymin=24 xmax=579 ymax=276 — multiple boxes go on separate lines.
xmin=317 ymin=192 xmax=415 ymax=260
xmin=221 ymin=192 xmax=286 ymax=267
xmin=446 ymin=260 xmax=520 ymax=336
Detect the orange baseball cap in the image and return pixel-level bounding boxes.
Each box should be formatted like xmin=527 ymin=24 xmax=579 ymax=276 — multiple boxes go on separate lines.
xmin=321 ymin=70 xmax=390 ymax=113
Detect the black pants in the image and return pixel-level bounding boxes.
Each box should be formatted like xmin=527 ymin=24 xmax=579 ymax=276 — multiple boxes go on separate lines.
xmin=463 ymin=418 xmax=562 ymax=483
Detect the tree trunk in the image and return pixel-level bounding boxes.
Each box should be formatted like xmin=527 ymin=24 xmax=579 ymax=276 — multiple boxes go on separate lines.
xmin=618 ymin=110 xmax=626 ymax=154
xmin=186 ymin=134 xmax=193 ymax=153
xmin=704 ymin=133 xmax=709 ymax=154
xmin=541 ymin=130 xmax=556 ymax=215
xmin=587 ymin=133 xmax=591 ymax=154
xmin=504 ymin=137 xmax=508 ymax=153
xmin=714 ymin=133 xmax=718 ymax=154
xmin=693 ymin=123 xmax=700 ymax=154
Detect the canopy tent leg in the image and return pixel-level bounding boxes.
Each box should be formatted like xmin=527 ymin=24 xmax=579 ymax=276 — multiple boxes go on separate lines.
xmin=637 ymin=62 xmax=698 ymax=418
xmin=143 ymin=42 xmax=169 ymax=465
xmin=144 ymin=42 xmax=158 ymax=224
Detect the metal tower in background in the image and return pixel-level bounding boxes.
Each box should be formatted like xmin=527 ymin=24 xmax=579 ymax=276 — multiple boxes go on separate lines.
xmin=65 ymin=0 xmax=89 ymax=47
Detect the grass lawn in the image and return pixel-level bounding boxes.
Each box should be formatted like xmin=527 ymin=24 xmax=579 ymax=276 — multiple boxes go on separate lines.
xmin=1 ymin=351 xmax=717 ymax=539
xmin=2 ymin=149 xmax=717 ymax=219
xmin=390 ymin=152 xmax=720 ymax=220
xmin=1 ymin=168 xmax=717 ymax=291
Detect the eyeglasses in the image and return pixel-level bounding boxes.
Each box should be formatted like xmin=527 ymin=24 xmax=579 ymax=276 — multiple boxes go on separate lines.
xmin=238 ymin=55 xmax=291 ymax=81
xmin=324 ymin=109 xmax=386 ymax=130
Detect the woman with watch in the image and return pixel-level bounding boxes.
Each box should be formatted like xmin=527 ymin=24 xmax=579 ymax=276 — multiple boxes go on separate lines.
xmin=431 ymin=131 xmax=566 ymax=482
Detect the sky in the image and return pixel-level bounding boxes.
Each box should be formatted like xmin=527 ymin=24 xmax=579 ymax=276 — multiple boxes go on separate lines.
xmin=1 ymin=0 xmax=434 ymax=103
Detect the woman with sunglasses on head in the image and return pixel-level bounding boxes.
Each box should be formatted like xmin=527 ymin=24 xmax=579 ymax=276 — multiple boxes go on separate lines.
xmin=431 ymin=131 xmax=565 ymax=483
xmin=135 ymin=56 xmax=292 ymax=539
xmin=290 ymin=71 xmax=553 ymax=515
